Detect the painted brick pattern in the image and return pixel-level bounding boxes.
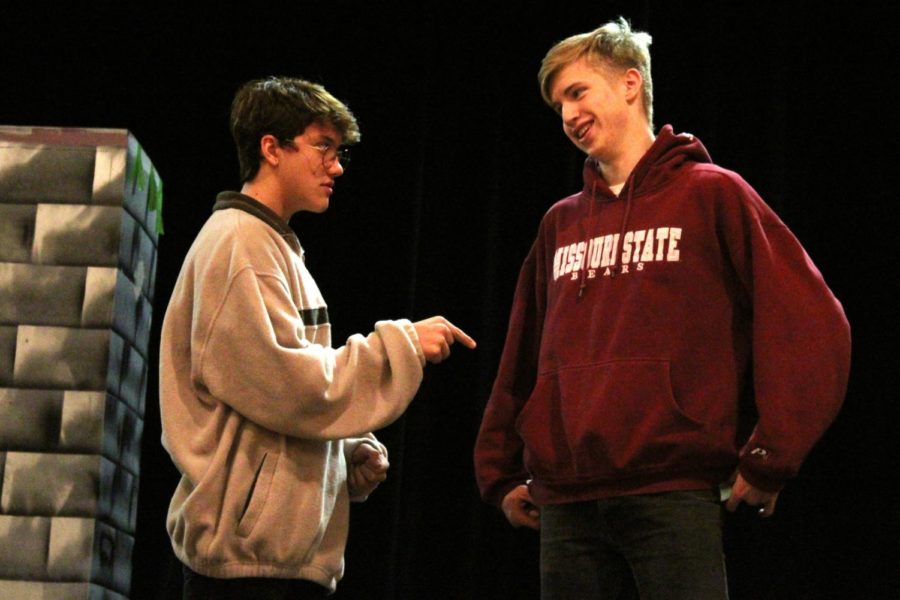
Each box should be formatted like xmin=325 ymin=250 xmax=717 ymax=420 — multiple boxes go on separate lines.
xmin=0 ymin=126 xmax=160 ymax=599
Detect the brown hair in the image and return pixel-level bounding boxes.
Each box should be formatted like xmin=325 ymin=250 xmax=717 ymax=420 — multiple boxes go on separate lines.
xmin=230 ymin=77 xmax=361 ymax=183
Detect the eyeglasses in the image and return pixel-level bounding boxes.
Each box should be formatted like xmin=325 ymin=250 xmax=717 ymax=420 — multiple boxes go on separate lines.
xmin=280 ymin=138 xmax=350 ymax=167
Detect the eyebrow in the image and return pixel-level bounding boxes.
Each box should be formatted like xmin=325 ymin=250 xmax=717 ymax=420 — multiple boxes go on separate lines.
xmin=311 ymin=134 xmax=341 ymax=146
xmin=560 ymin=81 xmax=584 ymax=99
xmin=550 ymin=81 xmax=583 ymax=110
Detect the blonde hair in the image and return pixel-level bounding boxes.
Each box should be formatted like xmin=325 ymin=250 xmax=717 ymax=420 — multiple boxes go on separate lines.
xmin=538 ymin=17 xmax=654 ymax=128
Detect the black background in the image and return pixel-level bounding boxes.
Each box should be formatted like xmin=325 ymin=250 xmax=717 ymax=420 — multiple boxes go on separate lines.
xmin=2 ymin=2 xmax=896 ymax=598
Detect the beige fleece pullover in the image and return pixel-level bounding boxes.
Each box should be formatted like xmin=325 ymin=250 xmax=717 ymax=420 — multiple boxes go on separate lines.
xmin=159 ymin=194 xmax=425 ymax=591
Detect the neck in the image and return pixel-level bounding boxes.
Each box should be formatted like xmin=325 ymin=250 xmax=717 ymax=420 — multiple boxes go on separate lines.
xmin=240 ymin=177 xmax=289 ymax=221
xmin=596 ymin=122 xmax=655 ymax=188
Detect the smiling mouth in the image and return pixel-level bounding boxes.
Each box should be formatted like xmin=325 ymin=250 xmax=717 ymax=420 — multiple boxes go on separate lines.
xmin=574 ymin=121 xmax=593 ymax=142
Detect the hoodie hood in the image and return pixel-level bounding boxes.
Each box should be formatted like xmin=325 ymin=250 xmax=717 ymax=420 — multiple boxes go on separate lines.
xmin=575 ymin=125 xmax=714 ymax=293
xmin=582 ymin=125 xmax=713 ymax=202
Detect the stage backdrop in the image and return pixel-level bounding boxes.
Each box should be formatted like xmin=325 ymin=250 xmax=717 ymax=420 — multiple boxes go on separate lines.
xmin=0 ymin=3 xmax=896 ymax=599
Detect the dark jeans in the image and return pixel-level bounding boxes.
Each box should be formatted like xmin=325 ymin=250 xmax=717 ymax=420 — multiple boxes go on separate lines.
xmin=540 ymin=490 xmax=728 ymax=600
xmin=182 ymin=565 xmax=330 ymax=600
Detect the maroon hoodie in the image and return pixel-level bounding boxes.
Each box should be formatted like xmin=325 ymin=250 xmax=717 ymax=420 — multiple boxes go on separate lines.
xmin=474 ymin=126 xmax=851 ymax=507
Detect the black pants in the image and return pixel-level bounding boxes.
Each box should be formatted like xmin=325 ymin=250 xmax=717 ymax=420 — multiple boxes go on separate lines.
xmin=182 ymin=565 xmax=330 ymax=599
xmin=540 ymin=490 xmax=729 ymax=600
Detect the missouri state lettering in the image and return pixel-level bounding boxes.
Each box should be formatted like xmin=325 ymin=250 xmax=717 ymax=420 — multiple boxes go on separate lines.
xmin=552 ymin=227 xmax=682 ymax=281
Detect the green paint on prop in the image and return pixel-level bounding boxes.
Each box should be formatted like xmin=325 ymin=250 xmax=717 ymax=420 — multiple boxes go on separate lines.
xmin=131 ymin=144 xmax=164 ymax=235
xmin=149 ymin=170 xmax=165 ymax=235
xmin=138 ymin=160 xmax=149 ymax=191
xmin=130 ymin=146 xmax=143 ymax=191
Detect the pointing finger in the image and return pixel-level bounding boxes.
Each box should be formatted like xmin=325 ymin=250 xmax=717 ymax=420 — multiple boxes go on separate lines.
xmin=447 ymin=321 xmax=477 ymax=349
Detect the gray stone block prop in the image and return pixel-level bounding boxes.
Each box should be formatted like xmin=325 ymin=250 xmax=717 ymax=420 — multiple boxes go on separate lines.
xmin=0 ymin=126 xmax=161 ymax=599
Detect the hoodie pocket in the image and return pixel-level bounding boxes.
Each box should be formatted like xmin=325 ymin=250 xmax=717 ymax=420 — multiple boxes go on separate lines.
xmin=515 ymin=375 xmax=574 ymax=476
xmin=517 ymin=359 xmax=707 ymax=479
xmin=236 ymin=452 xmax=278 ymax=538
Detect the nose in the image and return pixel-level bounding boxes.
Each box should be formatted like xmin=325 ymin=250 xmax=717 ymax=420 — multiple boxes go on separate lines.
xmin=327 ymin=159 xmax=344 ymax=177
xmin=560 ymin=102 xmax=579 ymax=129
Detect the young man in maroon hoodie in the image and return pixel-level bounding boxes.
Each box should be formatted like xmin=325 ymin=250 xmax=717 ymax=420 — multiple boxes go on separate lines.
xmin=474 ymin=18 xmax=850 ymax=599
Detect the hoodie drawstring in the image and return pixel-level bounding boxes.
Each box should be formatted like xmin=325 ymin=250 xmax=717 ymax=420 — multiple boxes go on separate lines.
xmin=578 ymin=178 xmax=599 ymax=298
xmin=611 ymin=175 xmax=635 ymax=278
xmin=579 ymin=171 xmax=634 ymax=298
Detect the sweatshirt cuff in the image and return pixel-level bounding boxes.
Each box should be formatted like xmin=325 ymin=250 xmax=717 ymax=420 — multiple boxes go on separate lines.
xmin=737 ymin=462 xmax=786 ymax=493
xmin=738 ymin=443 xmax=790 ymax=492
xmin=347 ymin=439 xmax=389 ymax=503
xmin=400 ymin=319 xmax=427 ymax=367
xmin=487 ymin=480 xmax=528 ymax=509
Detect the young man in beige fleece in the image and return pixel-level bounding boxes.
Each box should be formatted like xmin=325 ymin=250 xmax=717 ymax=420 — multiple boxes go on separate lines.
xmin=160 ymin=76 xmax=475 ymax=599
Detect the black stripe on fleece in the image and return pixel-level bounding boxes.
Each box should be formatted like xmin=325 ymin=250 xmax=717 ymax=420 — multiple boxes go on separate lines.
xmin=299 ymin=307 xmax=330 ymax=326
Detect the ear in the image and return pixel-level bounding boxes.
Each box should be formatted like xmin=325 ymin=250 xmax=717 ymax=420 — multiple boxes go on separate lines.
xmin=622 ymin=68 xmax=643 ymax=104
xmin=259 ymin=134 xmax=281 ymax=167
